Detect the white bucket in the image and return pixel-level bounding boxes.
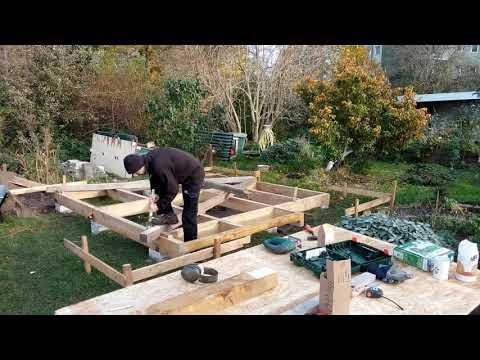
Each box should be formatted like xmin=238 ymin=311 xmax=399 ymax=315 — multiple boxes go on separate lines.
xmin=455 ymin=239 xmax=479 ymax=283
xmin=432 ymin=257 xmax=450 ymax=281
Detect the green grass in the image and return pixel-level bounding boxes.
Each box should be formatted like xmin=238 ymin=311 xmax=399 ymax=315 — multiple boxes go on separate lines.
xmin=0 ymin=214 xmax=155 ymax=315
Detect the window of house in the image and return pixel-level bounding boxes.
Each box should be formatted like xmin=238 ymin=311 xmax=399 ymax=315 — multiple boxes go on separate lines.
xmin=472 ymin=45 xmax=479 ymax=53
xmin=374 ymin=45 xmax=381 ymax=56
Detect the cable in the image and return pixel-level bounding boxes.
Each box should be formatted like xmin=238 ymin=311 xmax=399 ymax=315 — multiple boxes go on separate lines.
xmin=381 ymin=296 xmax=404 ymax=311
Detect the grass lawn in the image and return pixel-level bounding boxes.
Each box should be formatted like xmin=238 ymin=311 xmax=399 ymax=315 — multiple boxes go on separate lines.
xmin=0 ymin=214 xmax=155 ymax=315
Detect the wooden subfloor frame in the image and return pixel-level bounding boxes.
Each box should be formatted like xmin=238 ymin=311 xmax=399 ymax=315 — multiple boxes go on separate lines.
xmin=55 ymin=175 xmax=329 ymax=287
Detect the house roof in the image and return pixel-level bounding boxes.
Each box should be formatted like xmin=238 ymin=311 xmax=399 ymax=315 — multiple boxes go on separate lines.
xmin=411 ymin=91 xmax=480 ymax=103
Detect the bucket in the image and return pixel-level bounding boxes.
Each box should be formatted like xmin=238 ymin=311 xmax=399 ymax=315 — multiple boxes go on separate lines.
xmin=432 ymin=256 xmax=450 ymax=281
xmin=455 ymin=239 xmax=479 ymax=283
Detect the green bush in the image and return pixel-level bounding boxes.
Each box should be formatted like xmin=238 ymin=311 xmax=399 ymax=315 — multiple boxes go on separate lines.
xmin=146 ymin=79 xmax=223 ymax=156
xmin=431 ymin=215 xmax=480 ymax=240
xmin=401 ymin=163 xmax=454 ymax=187
xmin=259 ymin=137 xmax=321 ymax=175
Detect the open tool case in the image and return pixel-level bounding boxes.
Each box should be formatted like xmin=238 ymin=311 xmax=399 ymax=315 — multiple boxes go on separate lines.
xmin=290 ymin=240 xmax=392 ymax=277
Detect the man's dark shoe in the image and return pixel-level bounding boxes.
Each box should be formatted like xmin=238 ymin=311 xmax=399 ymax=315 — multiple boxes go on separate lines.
xmin=152 ymin=213 xmax=179 ymax=225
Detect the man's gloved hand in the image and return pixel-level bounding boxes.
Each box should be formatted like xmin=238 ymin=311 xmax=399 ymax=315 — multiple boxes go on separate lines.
xmin=152 ymin=213 xmax=179 ymax=225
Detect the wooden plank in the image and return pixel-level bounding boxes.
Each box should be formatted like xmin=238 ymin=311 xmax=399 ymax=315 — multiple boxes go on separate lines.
xmin=345 ymin=196 xmax=391 ymax=216
xmin=317 ymin=224 xmax=396 ymax=254
xmin=326 ymin=185 xmax=388 ymax=199
xmin=183 ymin=212 xmax=304 ymax=253
xmin=276 ymin=193 xmax=330 ymax=212
xmin=68 ymin=190 xmax=108 ymax=200
xmin=10 ymin=180 xmax=87 ymax=195
xmin=54 ymin=193 xmax=94 ymax=218
xmin=145 ymin=268 xmax=278 ymax=315
xmin=8 ymin=176 xmax=43 ymax=188
xmin=55 ymin=193 xmax=147 ymax=244
xmin=140 ymin=225 xmax=172 ymax=245
xmin=203 ymin=179 xmax=250 ymax=196
xmin=91 ymin=208 xmax=147 ymax=244
xmin=107 ymin=189 xmax=147 ymax=202
xmin=99 ymin=199 xmax=150 ymax=217
xmin=131 ymin=237 xmax=249 ymax=283
xmin=46 ymin=180 xmax=150 ymax=193
xmin=256 ymin=181 xmax=320 ymax=198
xmin=219 ymin=196 xmax=269 ymax=212
xmin=64 ymin=239 xmax=126 ymax=287
xmin=247 ymin=189 xmax=293 ymax=205
xmin=211 ymin=166 xmax=260 ymax=178
xmin=198 ymin=192 xmax=231 ymax=214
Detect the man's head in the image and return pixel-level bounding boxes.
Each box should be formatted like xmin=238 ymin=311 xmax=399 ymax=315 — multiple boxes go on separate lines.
xmin=124 ymin=154 xmax=146 ymax=176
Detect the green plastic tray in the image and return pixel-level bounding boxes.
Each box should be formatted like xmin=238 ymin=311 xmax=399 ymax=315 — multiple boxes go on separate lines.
xmin=290 ymin=240 xmax=392 ymax=278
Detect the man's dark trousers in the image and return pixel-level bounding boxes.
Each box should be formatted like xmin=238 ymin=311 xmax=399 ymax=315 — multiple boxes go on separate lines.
xmin=181 ymin=181 xmax=202 ymax=241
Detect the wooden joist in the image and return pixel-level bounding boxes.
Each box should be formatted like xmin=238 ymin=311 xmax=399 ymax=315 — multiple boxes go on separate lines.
xmin=55 ymin=193 xmax=147 ymax=244
xmin=9 ymin=180 xmax=88 ymax=195
xmin=64 ymin=239 xmax=129 ymax=287
xmin=247 ymin=189 xmax=294 ymax=205
xmin=46 ymin=180 xmax=150 ymax=193
xmin=182 ymin=211 xmax=303 ymax=253
xmin=145 ymin=267 xmax=278 ymax=315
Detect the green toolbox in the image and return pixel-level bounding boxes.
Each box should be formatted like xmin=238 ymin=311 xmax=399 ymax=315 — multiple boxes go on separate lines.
xmin=290 ymin=241 xmax=392 ymax=278
xmin=392 ymin=239 xmax=454 ymax=272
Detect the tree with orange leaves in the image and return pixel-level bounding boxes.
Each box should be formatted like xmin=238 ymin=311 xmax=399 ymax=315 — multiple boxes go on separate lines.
xmin=296 ymin=45 xmax=430 ymax=166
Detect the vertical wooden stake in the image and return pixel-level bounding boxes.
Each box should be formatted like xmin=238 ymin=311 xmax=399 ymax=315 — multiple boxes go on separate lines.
xmin=293 ymin=187 xmax=298 ymax=201
xmin=62 ymin=175 xmax=67 ymax=184
xmin=390 ymin=180 xmax=397 ymax=210
xmin=81 ymin=235 xmax=92 ymax=274
xmin=208 ymin=144 xmax=214 ymax=168
xmin=234 ymin=162 xmax=238 ymax=176
xmin=256 ymin=170 xmax=261 ymax=182
xmin=354 ymin=199 xmax=359 ymax=218
xmin=213 ymin=239 xmax=222 ymax=259
xmin=122 ymin=264 xmax=133 ymax=287
xmin=343 ymin=182 xmax=347 ymax=198
xmin=1 ymin=163 xmax=6 ymax=173
xmin=433 ymin=189 xmax=440 ymax=227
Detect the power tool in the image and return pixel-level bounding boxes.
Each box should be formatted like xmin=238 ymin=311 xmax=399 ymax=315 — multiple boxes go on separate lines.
xmin=365 ymin=286 xmax=404 ymax=311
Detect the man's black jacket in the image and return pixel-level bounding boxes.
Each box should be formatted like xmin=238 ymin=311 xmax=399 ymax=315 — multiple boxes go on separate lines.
xmin=144 ymin=148 xmax=204 ymax=213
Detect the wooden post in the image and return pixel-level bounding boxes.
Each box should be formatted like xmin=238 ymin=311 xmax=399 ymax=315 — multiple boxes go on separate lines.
xmin=62 ymin=175 xmax=67 ymax=184
xmin=1 ymin=163 xmax=6 ymax=172
xmin=293 ymin=187 xmax=298 ymax=201
xmin=354 ymin=199 xmax=359 ymax=218
xmin=81 ymin=235 xmax=92 ymax=274
xmin=343 ymin=182 xmax=347 ymax=198
xmin=208 ymin=144 xmax=214 ymax=168
xmin=234 ymin=162 xmax=238 ymax=176
xmin=255 ymin=170 xmax=261 ymax=182
xmin=213 ymin=239 xmax=222 ymax=259
xmin=433 ymin=189 xmax=440 ymax=227
xmin=390 ymin=180 xmax=397 ymax=210
xmin=122 ymin=264 xmax=133 ymax=287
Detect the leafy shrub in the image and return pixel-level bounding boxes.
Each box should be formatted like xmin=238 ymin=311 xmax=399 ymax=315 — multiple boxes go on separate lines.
xmin=260 ymin=137 xmax=321 ymax=175
xmin=402 ymin=163 xmax=454 ymax=187
xmin=146 ymin=79 xmax=223 ymax=156
xmin=431 ymin=215 xmax=480 ymax=240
